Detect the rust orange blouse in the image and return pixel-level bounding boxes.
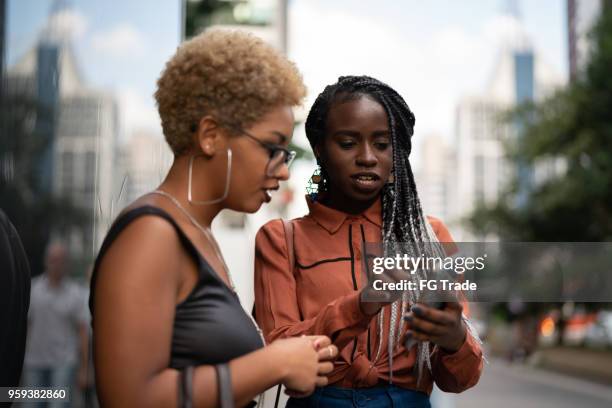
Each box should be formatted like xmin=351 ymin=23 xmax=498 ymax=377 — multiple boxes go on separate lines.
xmin=254 ymin=196 xmax=483 ymax=394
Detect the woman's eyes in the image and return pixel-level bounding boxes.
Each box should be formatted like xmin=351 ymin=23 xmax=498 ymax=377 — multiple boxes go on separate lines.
xmin=338 ymin=141 xmax=356 ymax=149
xmin=337 ymin=140 xmax=390 ymax=150
xmin=374 ymin=141 xmax=390 ymax=150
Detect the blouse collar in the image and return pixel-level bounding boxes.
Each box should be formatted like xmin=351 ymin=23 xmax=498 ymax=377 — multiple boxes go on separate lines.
xmin=306 ymin=195 xmax=382 ymax=234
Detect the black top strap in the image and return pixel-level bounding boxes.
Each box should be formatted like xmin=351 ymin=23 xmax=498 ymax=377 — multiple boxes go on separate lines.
xmin=89 ymin=205 xmax=203 ymax=316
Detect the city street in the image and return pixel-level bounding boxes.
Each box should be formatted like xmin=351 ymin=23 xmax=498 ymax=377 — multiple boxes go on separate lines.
xmin=455 ymin=359 xmax=612 ymax=408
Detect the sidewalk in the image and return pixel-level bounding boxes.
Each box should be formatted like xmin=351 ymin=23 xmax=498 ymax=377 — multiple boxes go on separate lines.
xmin=529 ymin=346 xmax=612 ymax=386
xmin=456 ymin=358 xmax=612 ymax=408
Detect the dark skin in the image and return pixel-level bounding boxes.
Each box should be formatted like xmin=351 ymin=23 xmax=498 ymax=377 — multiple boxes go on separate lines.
xmin=317 ymin=95 xmax=393 ymax=215
xmin=93 ymin=106 xmax=338 ymax=407
xmin=316 ymin=95 xmax=466 ymax=353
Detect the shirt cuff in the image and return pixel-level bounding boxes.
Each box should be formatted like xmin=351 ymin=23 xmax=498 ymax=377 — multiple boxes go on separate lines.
xmin=340 ymin=292 xmax=374 ymax=328
xmin=438 ymin=330 xmax=481 ymax=364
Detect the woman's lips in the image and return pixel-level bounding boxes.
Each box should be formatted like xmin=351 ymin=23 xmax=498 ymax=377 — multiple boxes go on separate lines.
xmin=262 ymin=187 xmax=279 ymax=203
xmin=350 ymin=174 xmax=381 ymax=192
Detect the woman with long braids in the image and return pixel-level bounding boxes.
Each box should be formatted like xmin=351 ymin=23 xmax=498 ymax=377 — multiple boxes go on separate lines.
xmin=254 ymin=76 xmax=483 ymax=407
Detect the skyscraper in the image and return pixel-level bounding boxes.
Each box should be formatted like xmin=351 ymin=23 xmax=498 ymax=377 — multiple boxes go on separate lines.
xmin=6 ymin=3 xmax=120 ymax=260
xmin=415 ymin=134 xmax=453 ymax=222
xmin=120 ymin=130 xmax=173 ymax=205
xmin=450 ymin=8 xmax=563 ymax=239
xmin=568 ymin=0 xmax=604 ymax=81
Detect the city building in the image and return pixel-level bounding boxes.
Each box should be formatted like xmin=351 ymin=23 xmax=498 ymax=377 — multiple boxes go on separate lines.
xmin=450 ymin=9 xmax=564 ymax=240
xmin=568 ymin=0 xmax=605 ymax=81
xmin=415 ymin=133 xmax=454 ymax=222
xmin=5 ymin=3 xmax=120 ymax=260
xmin=184 ymin=0 xmax=288 ymax=52
xmin=120 ymin=130 xmax=173 ymax=206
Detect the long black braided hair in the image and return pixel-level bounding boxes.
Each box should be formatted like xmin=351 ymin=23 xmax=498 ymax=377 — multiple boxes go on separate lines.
xmin=306 ymin=75 xmax=430 ymax=248
xmin=305 ymin=75 xmax=480 ymax=382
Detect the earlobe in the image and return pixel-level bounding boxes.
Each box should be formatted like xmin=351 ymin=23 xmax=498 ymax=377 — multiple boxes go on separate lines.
xmin=196 ymin=116 xmax=220 ymax=157
xmin=313 ymin=145 xmax=322 ymax=164
xmin=201 ymin=142 xmax=215 ymax=156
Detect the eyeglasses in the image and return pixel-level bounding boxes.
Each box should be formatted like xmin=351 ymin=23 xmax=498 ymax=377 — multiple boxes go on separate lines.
xmin=225 ymin=124 xmax=296 ymax=177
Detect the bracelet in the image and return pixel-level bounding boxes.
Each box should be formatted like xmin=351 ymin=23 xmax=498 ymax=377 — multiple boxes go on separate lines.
xmin=178 ymin=366 xmax=194 ymax=408
xmin=215 ymin=364 xmax=234 ymax=408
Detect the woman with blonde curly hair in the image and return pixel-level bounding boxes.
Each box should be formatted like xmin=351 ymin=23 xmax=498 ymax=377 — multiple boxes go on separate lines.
xmin=89 ymin=29 xmax=337 ymax=408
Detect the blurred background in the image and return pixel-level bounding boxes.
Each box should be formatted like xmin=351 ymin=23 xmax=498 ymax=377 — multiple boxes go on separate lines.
xmin=1 ymin=0 xmax=611 ymax=407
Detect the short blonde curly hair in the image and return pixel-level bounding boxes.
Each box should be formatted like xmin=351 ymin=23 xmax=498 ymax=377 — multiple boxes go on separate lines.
xmin=155 ymin=28 xmax=306 ymax=155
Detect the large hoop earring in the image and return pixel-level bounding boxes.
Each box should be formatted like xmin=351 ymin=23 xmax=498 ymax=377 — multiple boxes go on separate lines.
xmin=188 ymin=148 xmax=232 ymax=205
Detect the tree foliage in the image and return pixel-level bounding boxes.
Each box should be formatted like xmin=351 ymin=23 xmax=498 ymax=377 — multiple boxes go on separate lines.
xmin=469 ymin=7 xmax=612 ymax=241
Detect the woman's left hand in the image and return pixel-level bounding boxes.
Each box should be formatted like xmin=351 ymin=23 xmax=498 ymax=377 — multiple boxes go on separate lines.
xmin=284 ymin=335 xmax=338 ymax=399
xmin=403 ymin=302 xmax=466 ymax=353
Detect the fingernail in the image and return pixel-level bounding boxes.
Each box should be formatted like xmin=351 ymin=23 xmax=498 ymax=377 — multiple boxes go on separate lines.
xmin=411 ymin=305 xmax=423 ymax=316
xmin=313 ymin=339 xmax=321 ymax=349
xmin=403 ymin=314 xmax=413 ymax=322
xmin=404 ymin=333 xmax=416 ymax=349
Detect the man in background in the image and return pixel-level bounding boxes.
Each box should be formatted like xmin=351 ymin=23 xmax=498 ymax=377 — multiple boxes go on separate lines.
xmin=23 ymin=241 xmax=89 ymax=407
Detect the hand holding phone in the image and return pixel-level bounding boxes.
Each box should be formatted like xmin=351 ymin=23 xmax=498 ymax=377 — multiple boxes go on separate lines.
xmin=403 ymin=302 xmax=466 ymax=353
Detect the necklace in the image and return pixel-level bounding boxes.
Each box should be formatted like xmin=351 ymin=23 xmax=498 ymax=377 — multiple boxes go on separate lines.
xmin=150 ymin=190 xmax=266 ymax=347
xmin=152 ymin=189 xmax=234 ymax=288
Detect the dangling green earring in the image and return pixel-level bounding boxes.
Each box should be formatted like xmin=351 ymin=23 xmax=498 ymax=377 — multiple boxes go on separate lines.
xmin=306 ymin=166 xmax=323 ymax=198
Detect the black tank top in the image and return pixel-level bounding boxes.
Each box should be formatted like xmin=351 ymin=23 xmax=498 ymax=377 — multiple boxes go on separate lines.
xmin=89 ymin=206 xmax=264 ymax=369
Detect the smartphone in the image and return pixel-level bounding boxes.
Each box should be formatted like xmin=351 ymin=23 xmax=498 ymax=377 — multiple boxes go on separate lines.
xmin=403 ymin=302 xmax=446 ymax=349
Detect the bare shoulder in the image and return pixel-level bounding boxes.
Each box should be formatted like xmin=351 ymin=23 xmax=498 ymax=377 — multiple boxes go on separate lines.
xmin=117 ymin=193 xmax=172 ymax=217
xmin=95 ymin=213 xmax=183 ymax=306
xmin=99 ymin=213 xmax=182 ymax=270
xmin=92 ymin=213 xmax=183 ymax=402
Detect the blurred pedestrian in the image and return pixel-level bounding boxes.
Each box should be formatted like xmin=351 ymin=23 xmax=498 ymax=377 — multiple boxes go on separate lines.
xmin=23 ymin=241 xmax=89 ymax=408
xmin=0 ymin=209 xmax=30 ymax=399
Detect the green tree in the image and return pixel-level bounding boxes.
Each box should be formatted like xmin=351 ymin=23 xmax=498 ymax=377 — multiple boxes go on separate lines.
xmin=469 ymin=6 xmax=612 ymax=241
xmin=468 ymin=8 xmax=612 ymax=346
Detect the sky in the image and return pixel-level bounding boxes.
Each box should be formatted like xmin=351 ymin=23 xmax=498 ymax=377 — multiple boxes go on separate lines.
xmin=5 ymin=0 xmax=567 ymax=156
xmin=289 ymin=0 xmax=567 ymax=147
xmin=6 ymin=0 xmax=182 ymax=139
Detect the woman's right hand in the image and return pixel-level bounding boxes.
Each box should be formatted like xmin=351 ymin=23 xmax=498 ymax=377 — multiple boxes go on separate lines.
xmin=270 ymin=336 xmax=336 ymax=395
xmin=359 ymin=262 xmax=413 ymax=314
